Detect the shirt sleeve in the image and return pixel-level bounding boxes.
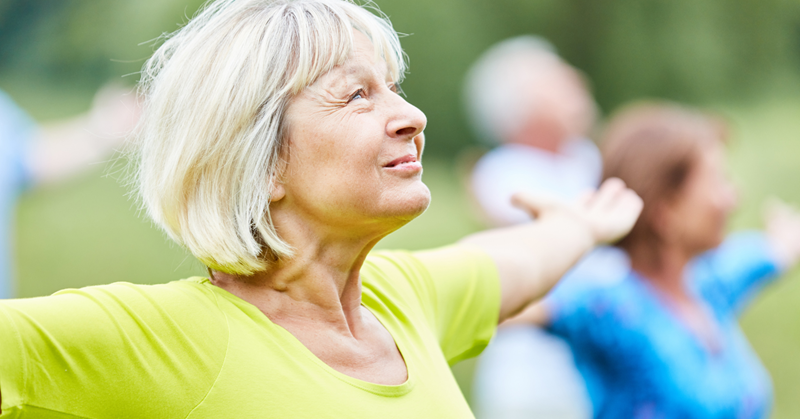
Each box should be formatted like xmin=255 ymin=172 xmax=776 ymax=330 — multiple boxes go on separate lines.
xmin=399 ymin=245 xmax=501 ymax=365
xmin=692 ymin=231 xmax=783 ymax=316
xmin=0 ymin=303 xmax=26 ymax=417
xmin=0 ymin=282 xmax=227 ymax=418
xmin=547 ymin=288 xmax=628 ymax=352
xmin=545 ymin=286 xmax=639 ymax=409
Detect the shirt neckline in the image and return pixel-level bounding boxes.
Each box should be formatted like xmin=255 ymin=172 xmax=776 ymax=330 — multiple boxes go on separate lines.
xmin=187 ymin=276 xmax=416 ymax=397
xmin=628 ymin=272 xmax=725 ymax=355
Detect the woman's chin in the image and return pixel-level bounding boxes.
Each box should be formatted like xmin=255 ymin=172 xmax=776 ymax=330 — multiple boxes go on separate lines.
xmin=403 ymin=190 xmax=432 ymax=219
xmin=693 ymin=234 xmax=725 ymax=256
xmin=381 ymin=184 xmax=432 ymax=222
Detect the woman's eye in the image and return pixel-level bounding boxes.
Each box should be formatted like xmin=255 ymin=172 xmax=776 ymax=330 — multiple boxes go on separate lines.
xmin=348 ymin=89 xmax=365 ymax=102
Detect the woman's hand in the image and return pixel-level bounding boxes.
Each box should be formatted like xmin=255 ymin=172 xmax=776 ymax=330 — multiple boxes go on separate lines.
xmin=512 ymin=178 xmax=643 ymax=245
xmin=764 ymin=198 xmax=800 ymax=269
xmin=460 ymin=178 xmax=642 ymax=323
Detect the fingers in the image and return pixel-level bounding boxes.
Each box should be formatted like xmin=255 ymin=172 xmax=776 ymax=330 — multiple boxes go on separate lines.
xmin=576 ymin=189 xmax=594 ymax=207
xmin=510 ymin=178 xmax=642 ymax=245
xmin=511 ymin=191 xmax=564 ymax=219
xmin=611 ymin=178 xmax=643 ymax=223
xmin=586 ymin=178 xmax=643 ymax=245
xmin=586 ymin=178 xmax=627 ymax=210
xmin=618 ymin=188 xmax=644 ymax=225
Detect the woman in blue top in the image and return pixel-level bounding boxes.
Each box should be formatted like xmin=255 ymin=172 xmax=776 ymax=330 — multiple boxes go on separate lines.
xmin=506 ymin=101 xmax=800 ymax=418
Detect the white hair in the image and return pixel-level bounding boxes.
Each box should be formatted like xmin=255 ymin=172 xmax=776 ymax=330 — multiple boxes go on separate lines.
xmin=131 ymin=0 xmax=406 ymax=275
xmin=463 ymin=35 xmax=560 ymax=144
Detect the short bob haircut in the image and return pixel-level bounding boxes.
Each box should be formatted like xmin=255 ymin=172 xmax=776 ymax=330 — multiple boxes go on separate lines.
xmin=132 ymin=0 xmax=406 ymax=275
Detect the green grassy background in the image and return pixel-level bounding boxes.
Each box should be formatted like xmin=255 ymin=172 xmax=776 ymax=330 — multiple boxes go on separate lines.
xmin=6 ymin=82 xmax=800 ymax=417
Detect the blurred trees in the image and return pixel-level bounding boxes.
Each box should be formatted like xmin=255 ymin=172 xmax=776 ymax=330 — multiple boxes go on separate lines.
xmin=1 ymin=0 xmax=799 ymax=155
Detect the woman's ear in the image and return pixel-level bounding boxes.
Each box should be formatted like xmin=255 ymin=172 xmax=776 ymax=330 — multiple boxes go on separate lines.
xmin=269 ymin=181 xmax=286 ymax=203
xmin=269 ymin=154 xmax=288 ymax=203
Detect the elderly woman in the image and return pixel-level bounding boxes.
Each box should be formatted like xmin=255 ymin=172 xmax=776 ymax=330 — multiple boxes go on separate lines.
xmin=0 ymin=0 xmax=642 ymax=417
xmin=499 ymin=102 xmax=800 ymax=418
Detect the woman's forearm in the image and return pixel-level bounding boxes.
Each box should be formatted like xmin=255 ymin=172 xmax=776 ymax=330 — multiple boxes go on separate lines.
xmin=502 ymin=301 xmax=551 ymax=327
xmin=461 ymin=178 xmax=642 ymax=324
xmin=461 ymin=211 xmax=594 ymax=323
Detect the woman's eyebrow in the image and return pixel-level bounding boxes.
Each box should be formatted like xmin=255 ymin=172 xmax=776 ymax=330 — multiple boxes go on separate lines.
xmin=340 ymin=63 xmax=374 ymax=79
xmin=319 ymin=60 xmax=391 ymax=96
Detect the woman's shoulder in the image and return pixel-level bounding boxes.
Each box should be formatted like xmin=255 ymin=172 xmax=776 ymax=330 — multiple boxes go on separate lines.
xmin=50 ymin=278 xmax=220 ymax=307
xmin=362 ymin=245 xmax=500 ymax=321
xmin=0 ymin=279 xmax=230 ymax=417
xmin=0 ymin=278 xmax=229 ymax=362
xmin=690 ymin=231 xmax=783 ymax=313
xmin=364 ymin=245 xmax=501 ymax=365
xmin=1 ymin=278 xmax=227 ymax=338
xmin=548 ymin=274 xmax=649 ymax=325
xmin=363 ymin=245 xmax=497 ymax=297
xmin=362 ymin=248 xmax=439 ymax=311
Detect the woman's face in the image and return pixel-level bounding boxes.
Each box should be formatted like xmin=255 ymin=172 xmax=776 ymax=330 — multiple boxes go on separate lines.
xmin=663 ymin=141 xmax=737 ymax=255
xmin=277 ymin=31 xmax=429 ymax=236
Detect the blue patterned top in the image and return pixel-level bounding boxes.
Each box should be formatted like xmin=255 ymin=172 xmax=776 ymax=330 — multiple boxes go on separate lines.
xmin=548 ymin=232 xmax=782 ymax=419
xmin=0 ymin=89 xmax=34 ymax=299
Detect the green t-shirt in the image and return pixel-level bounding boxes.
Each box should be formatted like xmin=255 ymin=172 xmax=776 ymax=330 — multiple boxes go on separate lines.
xmin=0 ymin=245 xmax=500 ymax=418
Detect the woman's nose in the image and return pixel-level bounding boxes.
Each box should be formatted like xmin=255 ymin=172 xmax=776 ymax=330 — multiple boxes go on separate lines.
xmin=386 ymin=96 xmax=426 ymax=140
xmin=721 ymin=181 xmax=739 ymax=212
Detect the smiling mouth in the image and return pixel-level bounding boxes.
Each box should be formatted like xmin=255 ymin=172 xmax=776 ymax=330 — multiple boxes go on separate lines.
xmin=385 ymin=154 xmax=418 ymax=168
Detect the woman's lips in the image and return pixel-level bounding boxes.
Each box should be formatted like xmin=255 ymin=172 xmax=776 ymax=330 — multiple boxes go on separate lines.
xmin=385 ymin=154 xmax=417 ymax=167
xmin=384 ymin=154 xmax=422 ymax=172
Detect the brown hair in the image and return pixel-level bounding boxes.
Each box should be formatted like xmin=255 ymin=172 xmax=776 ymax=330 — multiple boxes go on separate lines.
xmin=601 ymin=101 xmax=726 ymax=264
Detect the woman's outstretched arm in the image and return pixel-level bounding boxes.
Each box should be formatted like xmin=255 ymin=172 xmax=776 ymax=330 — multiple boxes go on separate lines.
xmin=460 ymin=178 xmax=642 ymax=323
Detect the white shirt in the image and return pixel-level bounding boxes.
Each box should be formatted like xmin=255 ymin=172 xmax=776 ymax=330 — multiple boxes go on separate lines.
xmin=470 ymin=139 xmax=602 ymax=226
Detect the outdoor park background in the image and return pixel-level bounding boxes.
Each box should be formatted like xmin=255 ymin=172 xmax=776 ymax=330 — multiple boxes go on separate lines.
xmin=2 ymin=0 xmax=800 ymax=416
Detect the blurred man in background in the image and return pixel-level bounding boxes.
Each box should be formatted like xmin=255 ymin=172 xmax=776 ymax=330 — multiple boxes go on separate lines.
xmin=464 ymin=36 xmax=627 ymax=419
xmin=466 ymin=36 xmax=601 ymax=225
xmin=0 ymin=86 xmax=139 ymax=299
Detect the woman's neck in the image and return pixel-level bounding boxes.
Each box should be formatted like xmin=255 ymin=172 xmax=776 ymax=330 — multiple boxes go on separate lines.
xmin=210 ymin=213 xmax=411 ymax=385
xmin=630 ymin=243 xmax=723 ymax=352
xmin=210 ymin=213 xmax=390 ymax=337
xmin=630 ymin=244 xmax=694 ymax=300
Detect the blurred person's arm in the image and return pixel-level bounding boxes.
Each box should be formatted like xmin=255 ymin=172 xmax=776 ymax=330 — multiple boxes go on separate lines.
xmin=506 ymin=199 xmax=800 ymax=328
xmin=25 ymin=85 xmax=140 ymax=185
xmin=690 ymin=198 xmax=800 ymax=316
xmin=460 ymin=178 xmax=642 ymax=323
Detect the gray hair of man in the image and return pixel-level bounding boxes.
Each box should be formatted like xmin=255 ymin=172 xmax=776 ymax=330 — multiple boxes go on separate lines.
xmin=463 ymin=35 xmax=562 ymax=145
